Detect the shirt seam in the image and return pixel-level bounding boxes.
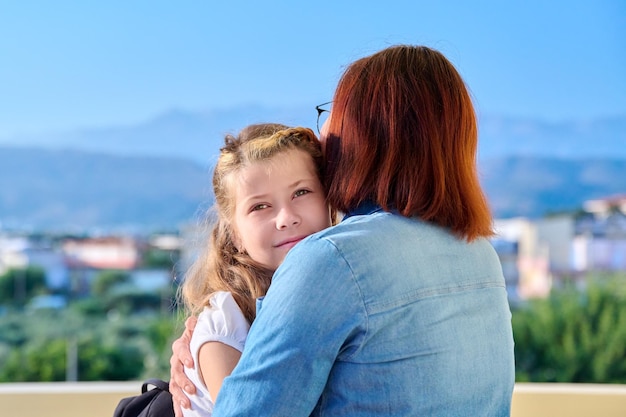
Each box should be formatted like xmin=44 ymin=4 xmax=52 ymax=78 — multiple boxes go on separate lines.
xmin=322 ymin=236 xmax=370 ymax=362
xmin=367 ymin=280 xmax=506 ymax=314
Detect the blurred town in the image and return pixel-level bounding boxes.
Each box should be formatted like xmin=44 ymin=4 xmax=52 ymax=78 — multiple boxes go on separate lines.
xmin=495 ymin=194 xmax=626 ymax=303
xmin=0 ymin=229 xmax=193 ymax=314
xmin=1 ymin=194 xmax=625 ymax=311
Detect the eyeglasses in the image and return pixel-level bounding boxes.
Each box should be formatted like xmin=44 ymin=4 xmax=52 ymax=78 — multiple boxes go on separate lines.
xmin=315 ymin=101 xmax=332 ymax=134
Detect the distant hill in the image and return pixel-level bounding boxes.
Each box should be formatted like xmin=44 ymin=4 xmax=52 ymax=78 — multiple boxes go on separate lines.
xmin=0 ymin=106 xmax=624 ymax=231
xmin=0 ymin=147 xmax=213 ymax=232
xmin=1 ymin=106 xmax=624 ymax=163
xmin=1 ymin=147 xmax=625 ymax=231
xmin=0 ymin=105 xmax=317 ymax=166
xmin=481 ymin=157 xmax=626 ymax=218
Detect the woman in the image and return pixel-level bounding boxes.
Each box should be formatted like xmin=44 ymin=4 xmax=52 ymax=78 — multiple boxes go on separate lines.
xmin=171 ymin=44 xmax=515 ymax=416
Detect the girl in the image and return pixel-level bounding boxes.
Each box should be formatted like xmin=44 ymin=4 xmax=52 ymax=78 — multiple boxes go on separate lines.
xmin=179 ymin=123 xmax=333 ymax=417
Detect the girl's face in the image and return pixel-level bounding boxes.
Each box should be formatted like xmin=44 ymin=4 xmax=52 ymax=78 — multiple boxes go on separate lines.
xmin=232 ymin=148 xmax=331 ymax=271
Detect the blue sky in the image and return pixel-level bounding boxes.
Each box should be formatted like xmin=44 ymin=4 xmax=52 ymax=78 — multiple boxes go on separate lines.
xmin=0 ymin=0 xmax=624 ymax=138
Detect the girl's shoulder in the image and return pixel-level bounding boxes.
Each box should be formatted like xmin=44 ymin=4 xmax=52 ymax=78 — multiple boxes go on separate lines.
xmin=207 ymin=290 xmax=238 ymax=309
xmin=201 ymin=291 xmax=248 ymax=325
xmin=192 ymin=291 xmax=250 ymax=352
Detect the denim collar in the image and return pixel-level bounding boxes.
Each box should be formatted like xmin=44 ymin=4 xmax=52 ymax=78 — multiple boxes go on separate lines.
xmin=343 ymin=201 xmax=384 ymax=220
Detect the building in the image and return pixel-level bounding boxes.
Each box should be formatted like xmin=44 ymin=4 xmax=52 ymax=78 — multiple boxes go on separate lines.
xmin=491 ymin=195 xmax=626 ymax=301
xmin=0 ymin=234 xmax=69 ymax=290
xmin=62 ymin=236 xmax=142 ymax=270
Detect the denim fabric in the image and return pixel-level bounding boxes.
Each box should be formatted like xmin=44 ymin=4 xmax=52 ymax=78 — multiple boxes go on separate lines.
xmin=213 ymin=205 xmax=515 ymax=416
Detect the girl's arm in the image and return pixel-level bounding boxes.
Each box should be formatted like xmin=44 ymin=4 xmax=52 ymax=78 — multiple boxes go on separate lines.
xmin=198 ymin=341 xmax=242 ymax=401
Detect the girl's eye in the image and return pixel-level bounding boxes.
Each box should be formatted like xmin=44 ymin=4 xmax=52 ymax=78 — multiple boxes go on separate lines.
xmin=294 ymin=189 xmax=310 ymax=198
xmin=251 ymin=203 xmax=269 ymax=211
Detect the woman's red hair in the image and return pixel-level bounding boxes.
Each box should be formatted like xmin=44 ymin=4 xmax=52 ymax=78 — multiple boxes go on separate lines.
xmin=324 ymin=45 xmax=492 ymax=241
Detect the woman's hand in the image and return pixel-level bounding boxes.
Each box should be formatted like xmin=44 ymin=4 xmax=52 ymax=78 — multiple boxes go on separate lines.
xmin=170 ymin=316 xmax=198 ymax=417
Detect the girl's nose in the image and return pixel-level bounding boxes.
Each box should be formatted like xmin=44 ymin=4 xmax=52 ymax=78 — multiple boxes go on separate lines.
xmin=276 ymin=206 xmax=301 ymax=230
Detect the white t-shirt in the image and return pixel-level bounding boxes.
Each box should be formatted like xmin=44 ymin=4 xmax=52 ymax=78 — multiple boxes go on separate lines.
xmin=182 ymin=291 xmax=250 ymax=417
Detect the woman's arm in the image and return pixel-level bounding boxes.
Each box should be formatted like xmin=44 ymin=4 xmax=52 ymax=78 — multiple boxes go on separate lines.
xmin=212 ymin=239 xmax=362 ymax=416
xmin=198 ymin=342 xmax=242 ymax=401
xmin=170 ymin=316 xmax=198 ymax=417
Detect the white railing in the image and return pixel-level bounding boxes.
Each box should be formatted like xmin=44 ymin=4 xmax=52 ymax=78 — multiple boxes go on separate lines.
xmin=1 ymin=382 xmax=626 ymax=417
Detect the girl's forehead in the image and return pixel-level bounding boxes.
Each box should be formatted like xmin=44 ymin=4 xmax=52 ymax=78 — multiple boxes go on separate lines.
xmin=236 ymin=149 xmax=316 ymax=186
xmin=249 ymin=147 xmax=310 ymax=169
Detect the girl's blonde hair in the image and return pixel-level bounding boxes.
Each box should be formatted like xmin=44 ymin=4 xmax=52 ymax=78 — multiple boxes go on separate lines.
xmin=180 ymin=124 xmax=328 ymax=323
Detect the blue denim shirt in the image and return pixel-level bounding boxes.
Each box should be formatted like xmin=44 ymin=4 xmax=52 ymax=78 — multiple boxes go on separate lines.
xmin=213 ymin=204 xmax=515 ymax=416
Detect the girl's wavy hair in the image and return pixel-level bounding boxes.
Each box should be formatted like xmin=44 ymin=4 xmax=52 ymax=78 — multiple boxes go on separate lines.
xmin=179 ymin=123 xmax=331 ymax=323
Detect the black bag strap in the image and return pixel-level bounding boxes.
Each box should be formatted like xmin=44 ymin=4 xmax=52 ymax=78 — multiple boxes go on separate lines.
xmin=141 ymin=379 xmax=170 ymax=393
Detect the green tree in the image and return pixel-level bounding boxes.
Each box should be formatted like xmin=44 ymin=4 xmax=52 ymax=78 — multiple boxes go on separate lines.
xmin=69 ymin=297 xmax=107 ymax=316
xmin=0 ymin=335 xmax=145 ymax=382
xmin=142 ymin=247 xmax=179 ymax=269
xmin=0 ymin=298 xmax=182 ymax=382
xmin=105 ymin=290 xmax=164 ymax=315
xmin=142 ymin=315 xmax=182 ymax=378
xmin=0 ymin=313 xmax=28 ymax=346
xmin=0 ymin=266 xmax=47 ymax=306
xmin=513 ymin=273 xmax=626 ymax=383
xmin=91 ymin=270 xmax=130 ymax=297
xmin=77 ymin=335 xmax=145 ymax=380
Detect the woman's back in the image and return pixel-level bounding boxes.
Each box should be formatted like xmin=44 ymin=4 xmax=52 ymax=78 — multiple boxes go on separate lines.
xmin=310 ymin=208 xmax=514 ymax=415
xmin=214 ymin=205 xmax=515 ymax=416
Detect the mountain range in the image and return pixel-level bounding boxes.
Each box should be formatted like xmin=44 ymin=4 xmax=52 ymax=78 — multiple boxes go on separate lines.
xmin=0 ymin=147 xmax=212 ymax=233
xmin=0 ymin=106 xmax=624 ymax=232
xmin=4 ymin=106 xmax=626 ymax=163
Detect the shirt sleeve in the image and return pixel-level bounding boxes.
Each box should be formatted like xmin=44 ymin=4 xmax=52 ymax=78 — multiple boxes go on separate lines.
xmin=212 ymin=237 xmax=367 ymax=416
xmin=191 ymin=291 xmax=250 ymax=355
